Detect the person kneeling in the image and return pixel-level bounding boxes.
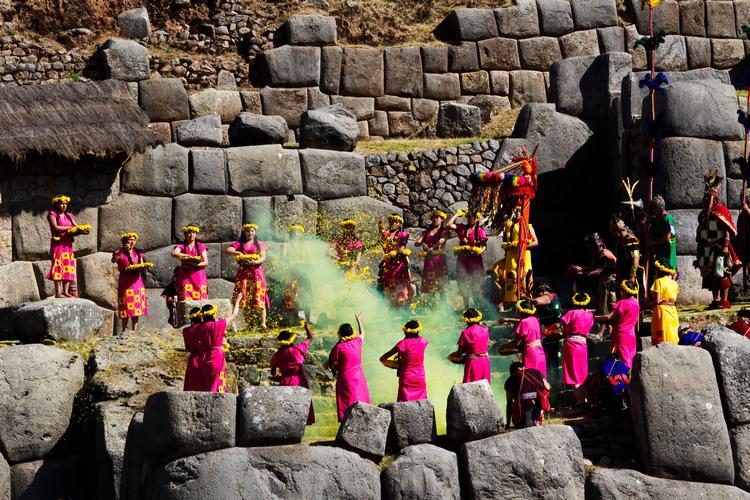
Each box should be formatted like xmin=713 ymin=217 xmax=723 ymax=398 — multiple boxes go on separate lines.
xmin=504 ymin=361 xmax=550 ymax=429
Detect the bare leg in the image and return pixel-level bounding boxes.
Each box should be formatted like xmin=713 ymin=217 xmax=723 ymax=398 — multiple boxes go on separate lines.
xmin=131 ymin=316 xmax=139 ymax=332
xmin=120 ymin=318 xmax=128 ymax=332
xmin=260 ymin=308 xmax=267 ymax=329
xmin=54 ymin=281 xmax=64 ymax=298
xmin=63 ymin=281 xmax=74 ymax=298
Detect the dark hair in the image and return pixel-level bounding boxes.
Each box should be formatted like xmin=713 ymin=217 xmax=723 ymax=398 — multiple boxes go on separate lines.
xmin=182 ymin=223 xmax=201 ymax=248
xmin=739 ymin=308 xmax=750 ymax=319
xmin=403 ymin=320 xmax=420 ymax=338
xmin=120 ymin=238 xmax=142 ymax=266
xmin=238 ymin=225 xmax=261 ymax=253
xmin=276 ymin=330 xmax=294 ymax=342
xmin=338 ymin=323 xmax=354 ymax=339
xmin=201 ymin=304 xmax=215 ymax=321
xmin=463 ymin=308 xmax=481 ymax=324
xmin=517 ymin=300 xmax=535 ymax=317
xmin=532 ymin=283 xmax=553 ymax=296
xmin=189 ymin=307 xmax=201 ymax=324
xmin=509 ymin=361 xmax=524 ymax=374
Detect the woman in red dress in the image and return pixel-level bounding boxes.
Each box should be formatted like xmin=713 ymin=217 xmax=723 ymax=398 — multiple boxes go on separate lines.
xmin=270 ymin=320 xmax=315 ymax=424
xmin=380 ymin=320 xmax=428 ymax=402
xmin=46 ymin=195 xmax=89 ymax=298
xmin=111 ymin=232 xmax=149 ymax=332
xmin=446 ymin=209 xmax=488 ymax=308
xmin=379 ymin=214 xmax=415 ymax=306
xmin=226 ymin=223 xmax=270 ymax=330
xmin=325 ymin=313 xmax=371 ymax=421
xmin=416 ymin=210 xmax=449 ymax=295
xmin=451 ymin=308 xmax=491 ymax=384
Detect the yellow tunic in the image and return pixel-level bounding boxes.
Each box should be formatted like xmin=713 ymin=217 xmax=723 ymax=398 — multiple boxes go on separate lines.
xmin=502 ymin=222 xmax=533 ymax=302
xmin=650 ymin=276 xmax=680 ymax=344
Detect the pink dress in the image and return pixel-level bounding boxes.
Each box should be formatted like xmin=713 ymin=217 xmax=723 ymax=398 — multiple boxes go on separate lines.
xmin=395 ymin=336 xmax=428 ymax=402
xmin=175 ymin=242 xmax=209 ymax=301
xmin=560 ymin=309 xmax=594 ymax=385
xmin=458 ymin=324 xmax=491 ymax=384
xmin=270 ymin=339 xmax=315 ymax=424
xmin=421 ymin=228 xmax=448 ymax=294
xmin=455 ymin=223 xmax=487 ymax=279
xmin=515 ymin=316 xmax=546 ymax=377
xmin=611 ymin=297 xmax=640 ymax=368
xmin=45 ymin=210 xmax=77 ymax=282
xmin=230 ymin=240 xmax=270 ymax=310
xmin=333 ymin=238 xmax=364 ymax=265
xmin=183 ymin=319 xmax=227 ymax=393
xmin=381 ymin=229 xmax=411 ymax=306
xmin=115 ymin=249 xmax=149 ymax=319
xmin=328 ymin=336 xmax=371 ymax=421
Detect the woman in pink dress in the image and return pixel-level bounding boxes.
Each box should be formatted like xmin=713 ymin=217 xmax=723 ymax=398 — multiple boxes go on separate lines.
xmin=446 ymin=209 xmax=488 ymax=308
xmin=226 ymin=223 xmax=270 ymax=329
xmin=331 ymin=219 xmax=364 ymax=278
xmin=380 ymin=214 xmax=415 ymax=306
xmin=596 ymin=280 xmax=640 ymax=368
xmin=325 ymin=313 xmax=371 ymax=421
xmin=46 ymin=195 xmax=88 ymax=298
xmin=111 ymin=232 xmax=149 ymax=332
xmin=560 ymin=292 xmax=595 ymax=401
xmin=499 ymin=300 xmax=547 ymax=377
xmin=415 ymin=210 xmax=449 ymax=295
xmin=171 ymin=224 xmax=209 ymax=302
xmin=183 ymin=297 xmax=241 ymax=392
xmin=450 ymin=308 xmax=491 ymax=383
xmin=270 ymin=320 xmax=315 ymax=424
xmin=380 ymin=320 xmax=428 ymax=402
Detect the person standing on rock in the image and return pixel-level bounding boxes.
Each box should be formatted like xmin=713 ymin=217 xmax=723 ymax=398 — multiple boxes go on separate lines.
xmin=226 ymin=223 xmax=269 ymax=330
xmin=449 ymin=308 xmax=490 ymax=384
xmin=650 ymin=260 xmax=680 ymax=345
xmin=560 ymin=293 xmax=595 ymax=404
xmin=111 ymin=232 xmax=149 ymax=332
xmin=172 ymin=224 xmax=209 ymax=302
xmin=499 ymin=300 xmax=547 ymax=378
xmin=325 ymin=313 xmax=370 ymax=421
xmin=415 ymin=210 xmax=449 ymax=296
xmin=379 ymin=214 xmax=415 ymax=307
xmin=270 ymin=320 xmax=315 ymax=425
xmin=183 ymin=297 xmax=241 ymax=393
xmin=46 ymin=194 xmax=89 ymax=298
xmin=446 ymin=209 xmax=488 ymax=309
xmin=379 ymin=320 xmax=428 ymax=402
xmin=596 ymin=280 xmax=640 ymax=369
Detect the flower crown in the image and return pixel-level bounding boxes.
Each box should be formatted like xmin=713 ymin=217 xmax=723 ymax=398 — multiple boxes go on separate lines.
xmin=432 ymin=210 xmax=447 ymax=219
xmin=52 ymin=195 xmax=70 ymax=204
xmin=276 ymin=333 xmax=297 ymax=348
xmin=463 ymin=310 xmax=483 ymax=323
xmin=201 ymin=304 xmax=218 ymax=317
xmin=402 ymin=321 xmax=422 ymax=334
xmin=241 ymin=223 xmax=258 ymax=231
xmin=388 ymin=214 xmax=404 ymax=223
xmin=339 ymin=331 xmax=358 ymax=342
xmin=654 ymin=260 xmax=677 ymax=275
xmin=181 ymin=225 xmax=201 ymax=233
xmin=571 ymin=293 xmax=591 ymax=307
xmin=516 ymin=301 xmax=537 ymax=315
xmin=185 ymin=310 xmax=202 ymax=321
xmin=288 ymin=224 xmax=305 ymax=233
xmin=120 ymin=232 xmax=139 ymax=240
xmin=340 ymin=219 xmax=357 ymax=227
xmin=620 ymin=280 xmax=639 ymax=295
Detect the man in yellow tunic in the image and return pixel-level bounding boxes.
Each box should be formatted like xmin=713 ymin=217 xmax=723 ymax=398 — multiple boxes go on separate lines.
xmin=650 ymin=260 xmax=680 ymax=345
xmin=501 ymin=218 xmax=538 ymax=303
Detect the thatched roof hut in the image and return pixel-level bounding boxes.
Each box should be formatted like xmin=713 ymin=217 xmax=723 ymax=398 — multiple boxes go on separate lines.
xmin=0 ymin=79 xmax=159 ymax=160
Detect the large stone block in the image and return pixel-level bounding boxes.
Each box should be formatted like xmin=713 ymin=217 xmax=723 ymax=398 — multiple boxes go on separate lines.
xmin=655 ymin=35 xmax=687 ymax=71
xmin=0 ymin=261 xmax=39 ymax=307
xmin=10 ymin=298 xmax=102 ymax=342
xmin=437 ymin=103 xmax=482 ymax=138
xmin=653 ymin=81 xmax=744 ymax=140
xmin=189 ymin=89 xmax=243 ymax=124
xmin=446 ymin=380 xmax=502 ymax=443
xmin=478 ymin=37 xmax=521 ymax=70
xmin=680 ymin=0 xmax=706 ymax=37
xmin=536 ymin=0 xmax=574 ymax=36
xmin=321 ymin=46 xmax=342 ymax=94
xmin=702 ymin=326 xmax=750 ymax=426
xmin=148 ymin=445 xmax=380 ymax=499
xmin=117 ymin=7 xmax=151 ymax=39
xmin=99 ymin=194 xmax=173 ymax=252
xmin=142 ymin=391 xmax=236 ymax=465
xmin=379 ymin=400 xmax=435 ymax=450
xmin=518 ymin=37 xmax=561 ymax=71
xmin=317 ymin=196 xmax=402 ymax=240
xmin=10 ymin=457 xmax=80 ymax=500
xmin=629 ymin=0 xmax=679 ymax=35
xmin=461 ymin=71 xmax=490 ymax=95
xmin=586 ymin=468 xmax=749 ymax=499
xmin=226 ymin=145 xmax=302 ymax=196
xmin=732 ymin=424 xmax=750 ymax=491
xmin=299 ymin=104 xmax=359 ymax=151
xmin=631 ymin=343 xmax=734 ymax=483
xmin=260 ymin=87 xmax=308 ymax=128
xmin=490 ymin=70 xmax=510 ymax=95
xmin=77 ymin=252 xmax=118 ymax=308
xmin=570 ymin=0 xmax=616 ymax=29
xmin=281 ymin=14 xmax=337 ymax=46
xmin=122 ymin=143 xmax=189 ymax=197
xmin=190 ymin=149 xmax=226 ymax=194
xmin=271 ymin=194 xmax=318 ymax=236
xmin=228 ymin=112 xmax=288 ymax=146
xmin=173 ymin=193 xmax=241 ymax=243
xmin=119 ymin=412 xmax=145 ymax=500
xmin=421 ymin=46 xmax=449 ymax=73
xmin=0 ymin=344 xmax=84 ymax=462
xmin=384 ymin=47 xmax=423 ymax=97
xmin=0 ymin=452 xmax=7 ymax=500
xmin=336 ymin=402 xmax=391 ymax=458
xmin=341 ymin=47 xmax=384 ymax=97
xmin=423 ymin=73 xmax=461 ymax=100
xmin=299 ymin=149 xmax=366 ymax=200
xmin=387 ymin=111 xmax=420 ymax=137
xmin=655 ymin=138 xmax=725 ymax=209
xmin=625 ymin=24 xmax=648 ymax=71
xmin=138 ymin=78 xmax=189 ymax=122
xmin=494 ymin=0 xmax=540 ymax=38
xmin=674 ymin=255 xmax=712 ymax=305
xmin=381 ymin=444 xmax=460 ymax=500
xmin=448 ymin=41 xmax=480 ymax=72
xmin=96 ymin=403 xmax=134 ymax=500
xmin=560 ymin=29 xmax=599 ymax=58
xmin=670 ymin=209 xmax=700 ymax=255
xmin=687 ymin=36 xmax=711 ymax=69
xmin=101 ymin=39 xmax=149 ymax=81
xmin=12 ymin=204 xmax=97 ymax=261
xmin=712 ymin=39 xmax=745 ymax=69
xmin=264 ymin=45 xmax=320 ymax=87
xmin=597 ymin=26 xmax=625 ymax=53
xmin=707 ymin=1 xmax=736 ymax=38
xmin=330 ymin=96 xmax=375 ymax=120
xmin=468 ymin=95 xmax=511 ymax=123
xmin=437 ymin=8 xmax=498 ymax=41
xmin=459 ymin=425 xmax=584 ymax=499
xmin=175 ymin=115 xmax=223 ymax=147
xmin=509 ymin=70 xmax=547 ymax=107
xmin=237 ymin=386 xmax=311 ymax=446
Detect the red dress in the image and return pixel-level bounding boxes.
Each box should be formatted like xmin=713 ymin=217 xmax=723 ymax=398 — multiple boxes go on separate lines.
xmin=381 ymin=229 xmax=411 ymax=306
xmin=328 ymin=336 xmax=371 ymax=421
xmin=420 ymin=227 xmax=448 ymax=294
xmin=515 ymin=316 xmax=547 ymax=377
xmin=270 ymin=339 xmax=315 ymax=424
xmin=458 ymin=324 xmax=491 ymax=384
xmin=115 ymin=250 xmax=148 ymax=319
xmin=183 ymin=319 xmax=227 ymax=393
xmin=395 ymin=336 xmax=428 ymax=402
xmin=455 ymin=223 xmax=487 ymax=279
xmin=729 ymin=319 xmax=750 ymax=339
xmin=45 ymin=210 xmax=77 ymax=282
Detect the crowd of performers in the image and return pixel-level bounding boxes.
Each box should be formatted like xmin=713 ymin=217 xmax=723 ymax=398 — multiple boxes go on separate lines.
xmin=42 ymin=170 xmax=750 ymax=428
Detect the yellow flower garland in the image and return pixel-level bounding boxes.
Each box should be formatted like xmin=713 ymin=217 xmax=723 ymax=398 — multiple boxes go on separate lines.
xmin=388 ymin=214 xmax=404 ymax=223
xmin=620 ymin=280 xmax=639 ymax=295
xmin=385 ymin=248 xmax=412 ymax=259
xmin=339 ymin=332 xmax=358 ymax=342
xmin=180 ymin=255 xmax=202 ymax=264
xmin=453 ymin=245 xmax=484 ymax=255
xmin=339 ymin=219 xmax=357 ymax=227
xmin=654 ymin=260 xmax=677 ymax=275
xmin=433 ymin=210 xmax=447 ymax=219
xmin=571 ymin=293 xmax=591 ymax=307
xmin=125 ymin=262 xmax=154 ymax=272
xmin=236 ymin=253 xmax=261 ymax=264
xmin=181 ymin=225 xmax=201 ymax=233
xmin=202 ymin=305 xmax=218 ymax=317
xmin=120 ymin=231 xmax=138 ymax=240
xmin=241 ymin=223 xmax=258 ymax=231
xmin=276 ymin=333 xmax=297 ymax=348
xmin=402 ymin=321 xmax=422 ymax=334
xmin=67 ymin=224 xmax=92 ymax=236
xmin=185 ymin=310 xmax=202 ymax=321
xmin=463 ymin=310 xmax=483 ymax=322
xmin=288 ymin=224 xmax=305 ymax=233
xmin=52 ymin=195 xmax=70 ymax=203
xmin=516 ymin=301 xmax=537 ymax=315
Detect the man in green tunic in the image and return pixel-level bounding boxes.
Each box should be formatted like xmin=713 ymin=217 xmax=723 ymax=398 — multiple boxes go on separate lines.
xmin=649 ymin=195 xmax=677 ymax=271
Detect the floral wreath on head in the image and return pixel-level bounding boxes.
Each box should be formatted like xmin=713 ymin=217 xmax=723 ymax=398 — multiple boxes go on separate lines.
xmin=388 ymin=214 xmax=404 ymax=224
xmin=52 ymin=195 xmax=70 ymax=204
xmin=287 ymin=224 xmax=305 ymax=233
xmin=241 ymin=223 xmax=258 ymax=232
xmin=432 ymin=210 xmax=447 ymax=219
xmin=402 ymin=321 xmax=422 ymax=334
xmin=571 ymin=292 xmax=591 ymax=307
xmin=516 ymin=301 xmax=537 ymax=315
xmin=654 ymin=259 xmax=677 ymax=276
xmin=339 ymin=331 xmax=358 ymax=342
xmin=620 ymin=280 xmax=639 ymax=295
xmin=120 ymin=232 xmax=139 ymax=241
xmin=201 ymin=304 xmax=218 ymax=317
xmin=339 ymin=219 xmax=357 ymax=228
xmin=185 ymin=309 xmax=202 ymax=321
xmin=276 ymin=332 xmax=297 ymax=348
xmin=463 ymin=310 xmax=483 ymax=323
xmin=181 ymin=225 xmax=201 ymax=234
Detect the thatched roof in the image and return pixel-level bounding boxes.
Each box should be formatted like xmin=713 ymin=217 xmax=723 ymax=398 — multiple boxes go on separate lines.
xmin=0 ymin=79 xmax=160 ymax=160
